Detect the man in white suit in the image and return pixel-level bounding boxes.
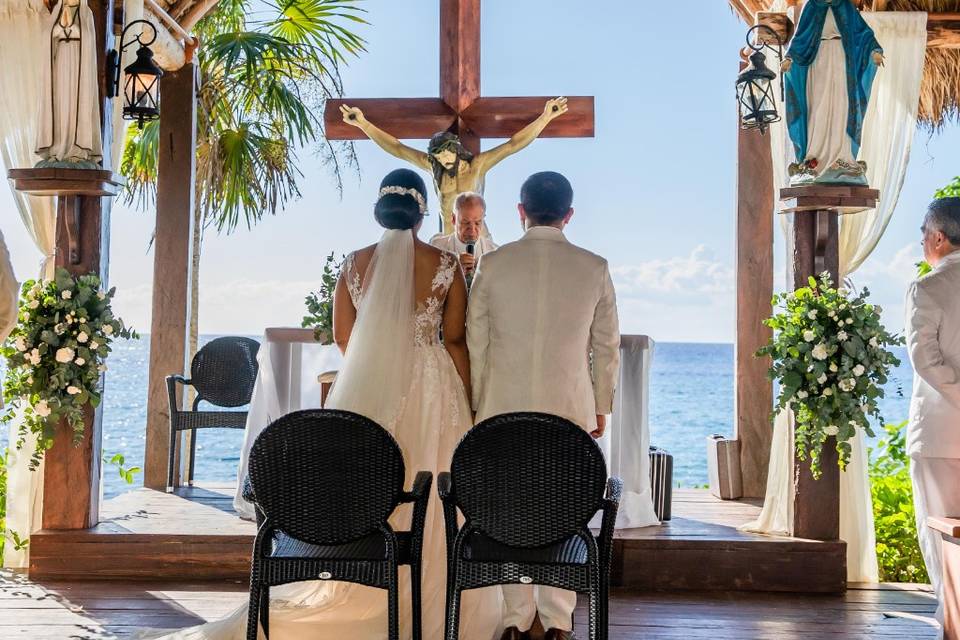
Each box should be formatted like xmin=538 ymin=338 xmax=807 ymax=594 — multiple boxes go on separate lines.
xmin=906 ymin=196 xmax=960 ymax=631
xmin=467 ymin=171 xmax=620 ymax=640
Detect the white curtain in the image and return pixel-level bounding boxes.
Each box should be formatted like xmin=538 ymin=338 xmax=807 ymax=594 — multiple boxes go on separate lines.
xmin=742 ymin=11 xmax=928 ymax=584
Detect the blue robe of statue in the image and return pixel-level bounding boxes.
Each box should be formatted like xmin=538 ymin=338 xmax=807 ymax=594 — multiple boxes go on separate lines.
xmin=785 ymin=0 xmax=881 ymax=178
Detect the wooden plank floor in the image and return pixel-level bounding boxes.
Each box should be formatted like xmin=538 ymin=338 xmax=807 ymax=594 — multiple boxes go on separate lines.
xmin=0 ymin=570 xmax=939 ymax=639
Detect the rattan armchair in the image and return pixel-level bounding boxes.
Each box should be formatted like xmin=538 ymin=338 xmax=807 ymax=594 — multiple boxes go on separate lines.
xmin=245 ymin=409 xmax=431 ymax=640
xmin=438 ymin=412 xmax=621 ymax=640
xmin=166 ymin=336 xmax=259 ymax=489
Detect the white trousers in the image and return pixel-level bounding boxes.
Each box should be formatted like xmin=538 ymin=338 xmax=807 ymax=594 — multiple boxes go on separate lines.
xmin=910 ymin=456 xmax=960 ymax=629
xmin=501 ymin=585 xmax=576 ymax=632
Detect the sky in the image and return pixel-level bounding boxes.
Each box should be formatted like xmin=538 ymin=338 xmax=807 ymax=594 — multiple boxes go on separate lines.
xmin=2 ymin=0 xmax=958 ymax=343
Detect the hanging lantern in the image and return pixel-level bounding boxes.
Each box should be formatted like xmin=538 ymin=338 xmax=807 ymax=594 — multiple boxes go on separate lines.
xmin=107 ymin=20 xmax=163 ymax=129
xmin=736 ymin=24 xmax=784 ymax=135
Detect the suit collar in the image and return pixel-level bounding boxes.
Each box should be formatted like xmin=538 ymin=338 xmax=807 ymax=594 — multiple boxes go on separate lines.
xmin=936 ymin=250 xmax=960 ymax=270
xmin=522 ymin=225 xmax=568 ymax=242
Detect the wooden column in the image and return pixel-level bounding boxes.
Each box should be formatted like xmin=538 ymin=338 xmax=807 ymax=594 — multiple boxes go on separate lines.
xmin=781 ymin=184 xmax=878 ymax=541
xmin=143 ymin=63 xmax=197 ymax=490
xmin=40 ymin=0 xmax=116 ymax=530
xmin=734 ymin=89 xmax=775 ymax=498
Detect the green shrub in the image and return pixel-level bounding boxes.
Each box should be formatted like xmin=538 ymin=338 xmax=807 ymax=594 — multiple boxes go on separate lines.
xmin=869 ymin=421 xmax=928 ymax=583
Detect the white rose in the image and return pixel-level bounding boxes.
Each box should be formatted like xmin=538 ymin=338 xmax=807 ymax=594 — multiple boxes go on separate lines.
xmin=22 ymin=311 xmax=29 ymax=322
xmin=812 ymin=344 xmax=829 ymax=360
xmin=54 ymin=323 xmax=65 ymax=335
xmin=817 ymin=373 xmax=828 ymax=385
xmin=837 ymin=331 xmax=848 ymax=342
xmin=97 ymin=291 xmax=106 ymax=300
xmin=846 ymin=318 xmax=854 ymax=325
xmin=34 ymin=400 xmax=52 ymax=417
xmin=89 ymin=341 xmax=99 ymax=350
xmin=14 ymin=337 xmax=27 ymax=352
xmin=103 ymin=324 xmax=114 ymax=336
xmin=822 ymin=387 xmax=833 ymax=396
xmin=75 ymin=357 xmax=86 ymax=366
xmin=98 ymin=364 xmax=108 ymax=372
xmin=62 ymin=290 xmax=72 ymax=300
xmin=808 ymin=310 xmax=818 ymax=320
xmin=869 ymin=337 xmax=879 ymax=348
xmin=27 ymin=300 xmax=39 ymax=310
xmin=824 ymin=425 xmax=839 ymax=436
xmin=76 ymin=331 xmax=89 ymax=343
xmin=861 ymin=403 xmax=870 ymax=414
xmin=829 ymin=363 xmax=838 ymax=373
xmin=29 ymin=349 xmax=41 ymax=366
xmin=797 ymin=390 xmax=809 ymax=399
xmin=853 ymin=364 xmax=866 ymax=377
xmin=67 ymin=385 xmax=81 ymax=395
xmin=828 ymin=310 xmax=836 ymax=318
xmin=30 ymin=284 xmax=42 ymax=296
xmin=803 ymin=330 xmax=816 ymax=342
xmin=838 ymin=379 xmax=854 ymax=392
xmin=55 ymin=347 xmax=75 ymax=363
xmin=838 ymin=288 xmax=849 ymax=297
xmin=26 ymin=376 xmax=33 ymax=384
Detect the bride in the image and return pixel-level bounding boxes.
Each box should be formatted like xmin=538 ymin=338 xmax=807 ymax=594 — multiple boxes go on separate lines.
xmin=149 ymin=169 xmax=502 ymax=639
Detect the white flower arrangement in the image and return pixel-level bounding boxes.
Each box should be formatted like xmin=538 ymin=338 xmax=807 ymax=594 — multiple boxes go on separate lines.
xmin=2 ymin=269 xmax=137 ymax=469
xmin=758 ymin=273 xmax=904 ymax=477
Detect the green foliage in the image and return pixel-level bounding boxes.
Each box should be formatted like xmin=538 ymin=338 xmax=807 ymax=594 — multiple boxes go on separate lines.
xmin=0 ymin=449 xmax=29 ymax=566
xmin=935 ymin=176 xmax=960 ymax=199
xmin=917 ymin=260 xmax=933 ymax=278
xmin=121 ymin=0 xmax=368 ymax=232
xmin=870 ymin=421 xmax=929 ymax=583
xmin=758 ymin=273 xmax=904 ymax=477
xmin=1 ymin=269 xmax=137 ymax=469
xmin=302 ymin=253 xmax=343 ymax=344
xmin=104 ymin=453 xmax=142 ymax=485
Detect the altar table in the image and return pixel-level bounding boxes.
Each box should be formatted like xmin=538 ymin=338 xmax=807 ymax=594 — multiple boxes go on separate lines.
xmin=234 ymin=328 xmax=660 ymax=530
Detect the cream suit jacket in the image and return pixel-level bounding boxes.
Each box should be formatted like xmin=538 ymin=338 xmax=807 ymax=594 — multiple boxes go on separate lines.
xmin=466 ymin=225 xmax=620 ymax=431
xmin=906 ymin=250 xmax=960 ymax=458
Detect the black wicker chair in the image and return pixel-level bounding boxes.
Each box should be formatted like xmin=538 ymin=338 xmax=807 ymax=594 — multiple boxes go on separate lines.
xmin=166 ymin=336 xmax=260 ymax=489
xmin=438 ymin=412 xmax=621 ymax=640
xmin=245 ymin=409 xmax=431 ymax=640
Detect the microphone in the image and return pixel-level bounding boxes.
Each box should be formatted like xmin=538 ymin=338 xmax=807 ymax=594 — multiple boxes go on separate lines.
xmin=466 ymin=243 xmax=475 ymax=256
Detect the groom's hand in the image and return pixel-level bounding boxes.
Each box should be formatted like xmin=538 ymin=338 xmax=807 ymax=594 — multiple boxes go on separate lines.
xmin=591 ymin=415 xmax=606 ymax=439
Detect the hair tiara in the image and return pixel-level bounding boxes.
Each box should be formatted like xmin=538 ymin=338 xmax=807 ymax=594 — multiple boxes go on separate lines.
xmin=377 ymin=186 xmax=428 ymax=215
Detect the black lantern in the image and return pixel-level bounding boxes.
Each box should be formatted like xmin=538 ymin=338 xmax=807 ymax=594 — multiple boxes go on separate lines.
xmin=107 ymin=20 xmax=163 ymax=128
xmin=736 ymin=24 xmax=784 ymax=135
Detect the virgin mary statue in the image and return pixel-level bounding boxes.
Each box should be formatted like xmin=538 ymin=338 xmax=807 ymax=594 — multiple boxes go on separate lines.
xmin=783 ymin=0 xmax=882 ymax=185
xmin=35 ymin=0 xmax=103 ymax=168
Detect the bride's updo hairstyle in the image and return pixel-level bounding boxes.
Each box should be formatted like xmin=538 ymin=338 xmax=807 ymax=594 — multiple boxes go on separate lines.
xmin=374 ymin=169 xmax=429 ymax=231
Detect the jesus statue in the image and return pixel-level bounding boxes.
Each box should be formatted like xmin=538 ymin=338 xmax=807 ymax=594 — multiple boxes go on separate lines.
xmin=340 ymin=97 xmax=569 ymax=232
xmin=781 ymin=0 xmax=883 ymax=185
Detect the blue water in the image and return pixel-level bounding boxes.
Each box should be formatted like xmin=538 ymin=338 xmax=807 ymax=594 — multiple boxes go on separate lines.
xmin=1 ymin=338 xmax=914 ymax=499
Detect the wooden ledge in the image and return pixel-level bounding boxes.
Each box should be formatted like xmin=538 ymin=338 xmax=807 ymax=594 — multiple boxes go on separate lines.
xmin=779 ymin=184 xmax=879 ymax=215
xmin=928 ymin=516 xmax=960 ymax=539
xmin=7 ymin=167 xmax=125 ymax=197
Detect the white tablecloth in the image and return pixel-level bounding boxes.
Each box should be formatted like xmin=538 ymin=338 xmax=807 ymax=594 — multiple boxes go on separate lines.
xmin=234 ymin=328 xmax=659 ymax=530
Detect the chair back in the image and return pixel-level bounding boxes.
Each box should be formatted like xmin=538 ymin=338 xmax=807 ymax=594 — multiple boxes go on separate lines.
xmin=249 ymin=409 xmax=405 ymax=545
xmin=191 ymin=336 xmax=260 ymax=408
xmin=450 ymin=412 xmax=607 ymax=548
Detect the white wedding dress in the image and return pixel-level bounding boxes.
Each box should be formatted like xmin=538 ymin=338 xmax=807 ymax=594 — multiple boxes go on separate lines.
xmin=148 ymin=231 xmax=502 ymax=640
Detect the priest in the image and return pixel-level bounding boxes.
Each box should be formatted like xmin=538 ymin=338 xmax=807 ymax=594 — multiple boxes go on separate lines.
xmin=430 ymin=192 xmax=498 ymax=286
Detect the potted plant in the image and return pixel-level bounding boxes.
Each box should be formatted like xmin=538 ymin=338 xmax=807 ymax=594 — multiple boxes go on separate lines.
xmin=302 ymin=253 xmax=343 ymax=345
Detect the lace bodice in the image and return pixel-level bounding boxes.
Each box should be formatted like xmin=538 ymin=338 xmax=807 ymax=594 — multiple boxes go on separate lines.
xmin=344 ymin=250 xmax=458 ymax=347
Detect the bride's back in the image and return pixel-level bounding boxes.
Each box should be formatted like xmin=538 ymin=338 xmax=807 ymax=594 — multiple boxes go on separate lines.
xmin=347 ymin=238 xmax=454 ymax=310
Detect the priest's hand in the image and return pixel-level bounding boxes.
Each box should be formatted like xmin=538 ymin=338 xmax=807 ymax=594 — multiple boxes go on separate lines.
xmin=872 ymin=50 xmax=885 ymax=67
xmin=591 ymin=415 xmax=606 ymax=439
xmin=340 ymin=104 xmax=367 ymax=127
xmin=544 ymin=97 xmax=569 ymax=121
xmin=459 ymin=253 xmax=476 ymax=276
xmin=781 ymin=57 xmax=793 ymax=73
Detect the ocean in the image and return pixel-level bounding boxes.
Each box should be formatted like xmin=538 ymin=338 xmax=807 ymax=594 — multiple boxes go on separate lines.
xmin=2 ymin=338 xmax=914 ymax=499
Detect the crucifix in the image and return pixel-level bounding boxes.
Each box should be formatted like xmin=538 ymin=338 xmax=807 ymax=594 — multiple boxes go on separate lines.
xmin=323 ymin=0 xmax=595 ymax=234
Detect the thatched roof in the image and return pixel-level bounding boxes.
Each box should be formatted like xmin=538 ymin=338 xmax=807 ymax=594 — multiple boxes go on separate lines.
xmin=729 ymin=1 xmax=960 ymax=130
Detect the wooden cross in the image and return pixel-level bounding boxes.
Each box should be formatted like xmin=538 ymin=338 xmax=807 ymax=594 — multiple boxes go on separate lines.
xmin=323 ymin=0 xmax=595 ymax=157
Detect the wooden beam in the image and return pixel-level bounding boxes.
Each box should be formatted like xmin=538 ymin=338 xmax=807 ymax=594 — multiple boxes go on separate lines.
xmin=324 ymin=98 xmax=457 ymax=140
xmin=40 ymin=0 xmax=116 ymax=531
xmin=734 ymin=68 xmax=774 ymax=498
xmin=928 ymin=14 xmax=960 ymax=49
xmin=440 ymin=0 xmax=480 ymax=113
xmin=143 ymin=63 xmax=198 ymax=490
xmin=460 ymin=96 xmax=595 ymax=138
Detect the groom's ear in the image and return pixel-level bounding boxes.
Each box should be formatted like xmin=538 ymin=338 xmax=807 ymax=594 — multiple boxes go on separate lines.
xmin=518 ymin=203 xmax=528 ymax=225
xmin=563 ymin=208 xmax=575 ymax=225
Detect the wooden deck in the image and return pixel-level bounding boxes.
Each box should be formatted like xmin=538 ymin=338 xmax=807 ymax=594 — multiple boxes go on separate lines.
xmin=0 ymin=569 xmax=939 ymax=639
xmin=29 ymin=485 xmax=844 ymax=592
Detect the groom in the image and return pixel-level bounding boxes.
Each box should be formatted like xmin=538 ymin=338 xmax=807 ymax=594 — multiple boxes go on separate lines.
xmin=467 ymin=171 xmax=621 ymax=640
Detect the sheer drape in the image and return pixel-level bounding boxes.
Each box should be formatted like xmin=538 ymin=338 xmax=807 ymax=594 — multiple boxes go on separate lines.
xmin=743 ymin=11 xmax=927 ymax=584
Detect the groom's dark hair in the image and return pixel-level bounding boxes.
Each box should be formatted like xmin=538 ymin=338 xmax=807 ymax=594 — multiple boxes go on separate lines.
xmin=520 ymin=171 xmax=573 ymax=224
xmin=926 ymin=197 xmax=960 ymax=245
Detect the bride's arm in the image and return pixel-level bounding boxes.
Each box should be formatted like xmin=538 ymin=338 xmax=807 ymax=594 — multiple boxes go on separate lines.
xmin=332 ymin=271 xmax=356 ymax=354
xmin=442 ymin=265 xmax=471 ymax=398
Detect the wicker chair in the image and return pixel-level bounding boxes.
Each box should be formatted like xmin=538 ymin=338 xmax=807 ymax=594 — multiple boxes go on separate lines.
xmin=438 ymin=412 xmax=621 ymax=640
xmin=244 ymin=409 xmax=431 ymax=640
xmin=166 ymin=336 xmax=260 ymax=490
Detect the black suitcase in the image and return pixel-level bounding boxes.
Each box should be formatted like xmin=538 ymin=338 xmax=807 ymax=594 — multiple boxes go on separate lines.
xmin=649 ymin=446 xmax=673 ymax=522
